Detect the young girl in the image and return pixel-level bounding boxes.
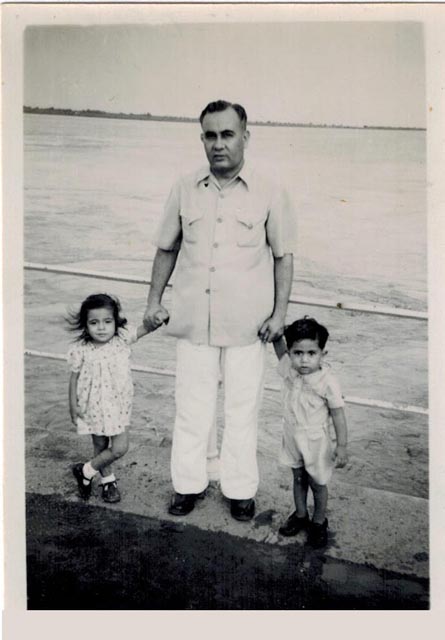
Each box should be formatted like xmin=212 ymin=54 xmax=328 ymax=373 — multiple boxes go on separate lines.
xmin=273 ymin=316 xmax=348 ymax=548
xmin=67 ymin=293 xmax=161 ymax=503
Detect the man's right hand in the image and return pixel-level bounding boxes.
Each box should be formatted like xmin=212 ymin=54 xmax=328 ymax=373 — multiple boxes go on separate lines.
xmin=143 ymin=302 xmax=170 ymax=332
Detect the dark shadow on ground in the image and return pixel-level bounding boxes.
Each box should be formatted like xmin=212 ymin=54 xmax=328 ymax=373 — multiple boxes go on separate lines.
xmin=26 ymin=493 xmax=429 ymax=610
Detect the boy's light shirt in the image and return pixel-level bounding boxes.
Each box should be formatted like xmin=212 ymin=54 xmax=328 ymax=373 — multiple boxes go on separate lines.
xmin=154 ymin=163 xmax=297 ymax=347
xmin=277 ymin=353 xmax=344 ymax=432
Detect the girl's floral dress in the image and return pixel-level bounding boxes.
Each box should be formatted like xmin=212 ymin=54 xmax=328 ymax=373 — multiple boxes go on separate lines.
xmin=67 ymin=325 xmax=138 ymax=436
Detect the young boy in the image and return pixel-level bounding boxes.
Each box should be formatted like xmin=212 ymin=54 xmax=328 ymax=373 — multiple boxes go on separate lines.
xmin=273 ymin=316 xmax=348 ymax=547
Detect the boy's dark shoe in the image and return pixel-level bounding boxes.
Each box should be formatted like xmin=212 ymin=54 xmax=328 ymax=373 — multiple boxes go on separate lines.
xmin=72 ymin=463 xmax=92 ymax=500
xmin=101 ymin=481 xmax=121 ymax=503
xmin=230 ymin=498 xmax=255 ymax=522
xmin=168 ymin=491 xmax=205 ymax=516
xmin=279 ymin=512 xmax=310 ymax=537
xmin=307 ymin=518 xmax=329 ymax=548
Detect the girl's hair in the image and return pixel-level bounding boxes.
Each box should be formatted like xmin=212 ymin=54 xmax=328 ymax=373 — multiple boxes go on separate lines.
xmin=67 ymin=293 xmax=127 ymax=342
xmin=284 ymin=316 xmax=329 ymax=350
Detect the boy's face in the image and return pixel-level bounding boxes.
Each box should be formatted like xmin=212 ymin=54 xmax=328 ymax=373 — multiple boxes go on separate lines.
xmin=289 ymin=338 xmax=325 ymax=375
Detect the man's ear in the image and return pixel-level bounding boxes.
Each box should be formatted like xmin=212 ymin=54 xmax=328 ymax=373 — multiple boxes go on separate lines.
xmin=200 ymin=132 xmax=205 ymax=143
xmin=243 ymin=129 xmax=250 ymax=145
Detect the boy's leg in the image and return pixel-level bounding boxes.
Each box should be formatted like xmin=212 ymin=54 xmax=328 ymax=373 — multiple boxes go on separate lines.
xmin=293 ymin=467 xmax=309 ymax=517
xmin=171 ymin=339 xmax=220 ymax=495
xmin=308 ymin=476 xmax=328 ymax=523
xmin=307 ymin=476 xmax=329 ymax=547
xmin=278 ymin=467 xmax=310 ymax=536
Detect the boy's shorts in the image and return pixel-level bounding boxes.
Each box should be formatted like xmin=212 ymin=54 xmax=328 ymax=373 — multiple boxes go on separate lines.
xmin=279 ymin=424 xmax=335 ymax=485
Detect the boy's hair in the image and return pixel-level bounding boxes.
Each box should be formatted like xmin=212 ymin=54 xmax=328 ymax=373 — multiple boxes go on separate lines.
xmin=284 ymin=316 xmax=329 ymax=350
xmin=199 ymin=100 xmax=248 ymax=130
xmin=67 ymin=293 xmax=127 ymax=342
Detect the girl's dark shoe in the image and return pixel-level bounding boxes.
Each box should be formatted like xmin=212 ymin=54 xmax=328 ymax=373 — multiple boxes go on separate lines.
xmin=72 ymin=463 xmax=92 ymax=500
xmin=279 ymin=512 xmax=309 ymax=536
xmin=102 ymin=481 xmax=121 ymax=503
xmin=307 ymin=518 xmax=329 ymax=548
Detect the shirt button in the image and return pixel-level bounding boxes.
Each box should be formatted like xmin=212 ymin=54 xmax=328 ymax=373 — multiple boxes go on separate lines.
xmin=219 ymin=192 xmax=225 ymax=198
xmin=217 ymin=217 xmax=223 ymax=223
xmin=205 ymin=288 xmax=210 ymax=294
xmin=213 ymin=242 xmax=219 ymax=248
xmin=210 ymin=267 xmax=216 ymax=272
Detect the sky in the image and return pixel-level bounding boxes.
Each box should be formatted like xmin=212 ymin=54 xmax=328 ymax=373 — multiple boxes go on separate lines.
xmin=24 ymin=21 xmax=425 ymax=128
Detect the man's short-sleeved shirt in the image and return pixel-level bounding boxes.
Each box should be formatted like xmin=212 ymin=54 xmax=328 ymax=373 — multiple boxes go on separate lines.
xmin=154 ymin=163 xmax=297 ymax=347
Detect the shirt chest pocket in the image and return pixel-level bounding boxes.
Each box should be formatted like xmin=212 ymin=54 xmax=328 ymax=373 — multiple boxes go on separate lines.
xmin=180 ymin=209 xmax=204 ymax=244
xmin=235 ymin=208 xmax=267 ymax=247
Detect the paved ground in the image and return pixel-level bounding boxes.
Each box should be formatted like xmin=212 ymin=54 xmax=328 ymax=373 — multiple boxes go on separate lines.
xmin=25 ymin=358 xmax=429 ymax=609
xmin=26 ymin=493 xmax=428 ymax=610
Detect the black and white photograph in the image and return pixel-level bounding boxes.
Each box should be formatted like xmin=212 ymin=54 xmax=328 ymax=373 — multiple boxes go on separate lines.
xmin=3 ymin=0 xmax=445 ymax=627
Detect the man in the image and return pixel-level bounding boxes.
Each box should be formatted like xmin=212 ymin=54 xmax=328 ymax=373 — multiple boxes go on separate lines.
xmin=143 ymin=100 xmax=296 ymax=521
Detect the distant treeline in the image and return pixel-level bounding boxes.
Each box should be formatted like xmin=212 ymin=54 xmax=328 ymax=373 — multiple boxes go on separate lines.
xmin=23 ymin=106 xmax=425 ymax=132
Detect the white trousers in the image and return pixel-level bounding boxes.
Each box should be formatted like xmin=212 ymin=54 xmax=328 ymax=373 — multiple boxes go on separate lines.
xmin=171 ymin=339 xmax=266 ymax=499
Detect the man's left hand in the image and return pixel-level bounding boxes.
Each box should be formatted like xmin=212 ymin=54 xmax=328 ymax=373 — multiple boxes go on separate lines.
xmin=258 ymin=315 xmax=285 ymax=343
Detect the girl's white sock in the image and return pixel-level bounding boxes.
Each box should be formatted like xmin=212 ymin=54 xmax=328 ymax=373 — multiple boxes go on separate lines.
xmin=100 ymin=473 xmax=116 ymax=484
xmin=82 ymin=462 xmax=98 ymax=482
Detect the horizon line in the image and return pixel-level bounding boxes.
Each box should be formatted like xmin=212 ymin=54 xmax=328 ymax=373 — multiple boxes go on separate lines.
xmin=23 ymin=106 xmax=426 ymax=132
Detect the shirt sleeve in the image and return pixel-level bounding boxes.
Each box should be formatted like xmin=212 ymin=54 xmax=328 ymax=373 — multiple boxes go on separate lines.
xmin=265 ymin=184 xmax=298 ymax=258
xmin=324 ymin=373 xmax=345 ymax=409
xmin=277 ymin=352 xmax=291 ymax=378
xmin=153 ymin=180 xmax=182 ymax=250
xmin=67 ymin=344 xmax=83 ymax=373
xmin=119 ymin=324 xmax=138 ymax=345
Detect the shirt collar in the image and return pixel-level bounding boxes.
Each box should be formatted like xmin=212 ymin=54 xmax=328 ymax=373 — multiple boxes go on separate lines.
xmin=287 ymin=359 xmax=331 ymax=382
xmin=194 ymin=162 xmax=253 ymax=189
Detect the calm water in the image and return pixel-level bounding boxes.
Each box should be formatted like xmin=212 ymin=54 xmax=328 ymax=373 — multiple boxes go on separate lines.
xmin=24 ymin=113 xmax=427 ymax=309
xmin=24 ymin=114 xmax=428 ymax=498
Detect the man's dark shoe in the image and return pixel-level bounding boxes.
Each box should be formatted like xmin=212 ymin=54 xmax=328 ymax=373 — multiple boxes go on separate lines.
xmin=279 ymin=511 xmax=309 ymax=537
xmin=168 ymin=491 xmax=204 ymax=516
xmin=230 ymin=498 xmax=255 ymax=522
xmin=101 ymin=481 xmax=121 ymax=503
xmin=307 ymin=518 xmax=329 ymax=548
xmin=72 ymin=462 xmax=92 ymax=500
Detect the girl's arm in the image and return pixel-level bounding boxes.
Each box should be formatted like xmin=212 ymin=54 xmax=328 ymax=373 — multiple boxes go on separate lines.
xmin=136 ymin=316 xmax=168 ymax=340
xmin=330 ymin=407 xmax=348 ymax=467
xmin=69 ymin=372 xmax=80 ymax=425
xmin=136 ymin=323 xmax=150 ymax=340
xmin=273 ymin=336 xmax=288 ymax=360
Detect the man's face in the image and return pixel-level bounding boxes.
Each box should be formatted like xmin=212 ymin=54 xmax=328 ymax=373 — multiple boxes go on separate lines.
xmin=200 ymin=107 xmax=250 ymax=179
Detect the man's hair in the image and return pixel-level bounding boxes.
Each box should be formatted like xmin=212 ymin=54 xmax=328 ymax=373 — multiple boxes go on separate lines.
xmin=199 ymin=100 xmax=247 ymax=129
xmin=284 ymin=316 xmax=330 ymax=350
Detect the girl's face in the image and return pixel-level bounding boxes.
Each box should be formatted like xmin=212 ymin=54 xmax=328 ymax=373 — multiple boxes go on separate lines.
xmin=289 ymin=338 xmax=325 ymax=375
xmin=86 ymin=306 xmax=116 ymax=345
